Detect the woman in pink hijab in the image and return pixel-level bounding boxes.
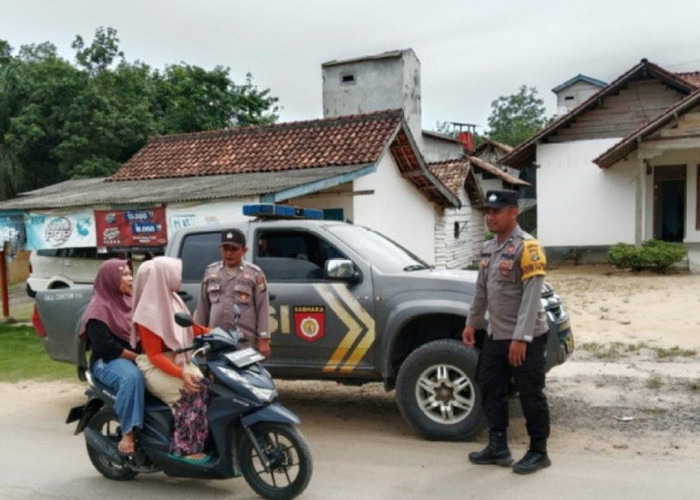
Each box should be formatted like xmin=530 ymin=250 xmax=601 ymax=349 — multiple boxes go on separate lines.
xmin=80 ymin=259 xmax=142 ymax=456
xmin=132 ymin=257 xmax=210 ymax=463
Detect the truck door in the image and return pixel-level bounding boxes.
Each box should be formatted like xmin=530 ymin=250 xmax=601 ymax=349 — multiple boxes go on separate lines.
xmin=253 ymin=227 xmax=376 ymax=378
xmin=178 ymin=230 xmax=224 ymax=312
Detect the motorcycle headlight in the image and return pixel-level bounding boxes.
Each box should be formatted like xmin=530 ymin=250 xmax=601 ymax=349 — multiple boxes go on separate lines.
xmin=218 ymin=367 xmax=277 ymax=403
xmin=249 ymin=386 xmax=277 ymax=403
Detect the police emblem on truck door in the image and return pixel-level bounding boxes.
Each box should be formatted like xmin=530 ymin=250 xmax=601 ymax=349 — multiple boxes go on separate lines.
xmin=293 ymin=306 xmax=325 ymax=342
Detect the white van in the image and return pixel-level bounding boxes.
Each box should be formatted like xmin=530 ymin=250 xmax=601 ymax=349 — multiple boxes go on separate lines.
xmin=27 ymin=248 xmax=150 ymax=293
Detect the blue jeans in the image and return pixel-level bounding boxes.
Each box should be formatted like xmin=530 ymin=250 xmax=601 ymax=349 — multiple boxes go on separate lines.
xmin=92 ymin=358 xmax=145 ymax=434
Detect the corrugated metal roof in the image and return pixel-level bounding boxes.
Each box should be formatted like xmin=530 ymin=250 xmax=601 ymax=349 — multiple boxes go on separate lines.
xmin=0 ymin=166 xmax=368 ymax=210
xmin=552 ymin=74 xmax=607 ymax=93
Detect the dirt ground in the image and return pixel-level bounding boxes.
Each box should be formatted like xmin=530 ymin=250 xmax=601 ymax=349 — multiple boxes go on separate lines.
xmin=2 ymin=264 xmax=699 ymax=471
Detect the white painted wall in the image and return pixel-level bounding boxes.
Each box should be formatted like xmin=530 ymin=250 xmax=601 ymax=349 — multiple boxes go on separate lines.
xmin=166 ymin=198 xmax=257 ymax=235
xmin=536 ymin=139 xmax=637 ymax=246
xmin=434 ymin=188 xmax=484 ymax=269
xmin=287 ymin=182 xmax=355 ymax=221
xmin=353 ymin=154 xmax=437 ymax=263
xmin=687 ymin=162 xmax=700 ymax=243
xmin=421 ymin=134 xmax=463 ymax=163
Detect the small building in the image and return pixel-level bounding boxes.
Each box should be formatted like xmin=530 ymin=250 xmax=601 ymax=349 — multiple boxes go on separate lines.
xmin=552 ymin=74 xmax=607 ymax=115
xmin=500 ymin=59 xmax=700 ymax=271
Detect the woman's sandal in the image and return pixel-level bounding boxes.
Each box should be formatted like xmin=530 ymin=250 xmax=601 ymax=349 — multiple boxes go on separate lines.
xmin=117 ymin=439 xmax=135 ymax=457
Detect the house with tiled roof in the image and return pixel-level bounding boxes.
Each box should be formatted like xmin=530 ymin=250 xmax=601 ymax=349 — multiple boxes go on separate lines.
xmin=499 ymin=59 xmax=700 ymax=271
xmin=0 ymin=109 xmax=459 ymax=263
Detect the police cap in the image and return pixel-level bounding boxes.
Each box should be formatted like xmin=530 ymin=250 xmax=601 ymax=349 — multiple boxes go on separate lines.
xmin=483 ymin=190 xmax=518 ymax=209
xmin=221 ymin=228 xmax=246 ymax=248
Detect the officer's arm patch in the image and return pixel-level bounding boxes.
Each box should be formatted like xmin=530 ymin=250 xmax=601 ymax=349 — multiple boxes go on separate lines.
xmin=520 ymin=240 xmax=546 ymax=280
xmin=256 ymin=274 xmax=267 ymax=292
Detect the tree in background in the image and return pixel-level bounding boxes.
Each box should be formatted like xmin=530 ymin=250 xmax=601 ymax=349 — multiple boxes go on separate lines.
xmin=486 ymin=85 xmax=547 ymax=147
xmin=0 ymin=27 xmax=279 ymax=198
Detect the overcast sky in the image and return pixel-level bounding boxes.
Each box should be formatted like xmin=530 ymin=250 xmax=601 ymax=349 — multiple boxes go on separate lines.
xmin=3 ymin=0 xmax=700 ymax=133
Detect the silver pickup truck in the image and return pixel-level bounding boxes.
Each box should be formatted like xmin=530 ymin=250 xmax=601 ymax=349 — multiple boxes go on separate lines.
xmin=33 ymin=218 xmax=574 ymax=441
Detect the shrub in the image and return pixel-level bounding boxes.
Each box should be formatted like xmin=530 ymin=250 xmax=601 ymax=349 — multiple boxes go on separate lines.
xmin=608 ymin=240 xmax=687 ymax=272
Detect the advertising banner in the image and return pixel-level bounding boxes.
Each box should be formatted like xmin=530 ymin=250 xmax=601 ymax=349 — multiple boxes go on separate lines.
xmin=95 ymin=208 xmax=167 ymax=248
xmin=166 ymin=200 xmax=254 ymax=236
xmin=25 ymin=212 xmax=96 ymax=250
xmin=0 ymin=213 xmax=26 ymax=254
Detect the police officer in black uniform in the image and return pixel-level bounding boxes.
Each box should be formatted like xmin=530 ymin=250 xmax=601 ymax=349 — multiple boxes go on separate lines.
xmin=462 ymin=189 xmax=551 ymax=474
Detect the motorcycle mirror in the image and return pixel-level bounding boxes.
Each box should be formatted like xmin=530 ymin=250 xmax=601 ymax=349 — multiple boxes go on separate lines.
xmin=174 ymin=312 xmax=194 ymax=327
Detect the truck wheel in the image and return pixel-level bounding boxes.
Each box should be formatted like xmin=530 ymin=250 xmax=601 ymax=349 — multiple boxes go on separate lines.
xmin=396 ymin=339 xmax=486 ymax=441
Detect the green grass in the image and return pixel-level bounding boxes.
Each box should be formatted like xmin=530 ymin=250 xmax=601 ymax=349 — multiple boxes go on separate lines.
xmin=652 ymin=346 xmax=697 ymax=359
xmin=0 ymin=324 xmax=77 ymax=382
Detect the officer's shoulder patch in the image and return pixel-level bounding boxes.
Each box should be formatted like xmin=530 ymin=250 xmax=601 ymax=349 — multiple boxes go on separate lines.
xmin=243 ymin=261 xmax=263 ymax=273
xmin=520 ymin=239 xmax=546 ymax=280
xmin=203 ymin=261 xmax=223 ymax=278
xmin=256 ymin=273 xmax=267 ymax=292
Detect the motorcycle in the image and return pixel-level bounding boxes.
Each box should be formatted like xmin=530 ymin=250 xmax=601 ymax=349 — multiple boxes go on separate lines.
xmin=66 ymin=309 xmax=313 ymax=500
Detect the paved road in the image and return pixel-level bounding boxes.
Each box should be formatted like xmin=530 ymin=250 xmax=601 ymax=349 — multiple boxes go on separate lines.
xmin=1 ymin=381 xmax=698 ymax=500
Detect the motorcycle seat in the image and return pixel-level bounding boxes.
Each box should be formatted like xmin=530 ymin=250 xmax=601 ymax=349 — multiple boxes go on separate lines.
xmin=86 ymin=370 xmax=169 ymax=411
xmin=144 ymin=391 xmax=170 ymax=412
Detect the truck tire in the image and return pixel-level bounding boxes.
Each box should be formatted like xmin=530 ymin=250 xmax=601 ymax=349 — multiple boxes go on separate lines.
xmin=396 ymin=339 xmax=486 ymax=441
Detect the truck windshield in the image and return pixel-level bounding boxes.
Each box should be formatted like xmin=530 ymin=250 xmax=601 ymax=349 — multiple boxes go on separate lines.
xmin=326 ymin=225 xmax=430 ymax=273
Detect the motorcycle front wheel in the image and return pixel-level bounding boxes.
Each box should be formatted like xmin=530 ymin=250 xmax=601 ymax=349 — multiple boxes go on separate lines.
xmin=239 ymin=422 xmax=312 ymax=500
xmin=85 ymin=407 xmax=138 ymax=481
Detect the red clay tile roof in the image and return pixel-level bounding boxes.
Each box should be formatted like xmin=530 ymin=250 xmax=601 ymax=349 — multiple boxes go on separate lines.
xmin=110 ymin=110 xmax=404 ymax=181
xmin=427 ymin=158 xmax=483 ymax=208
xmin=428 ymin=159 xmax=470 ymax=198
xmin=676 ymin=72 xmax=700 ymax=88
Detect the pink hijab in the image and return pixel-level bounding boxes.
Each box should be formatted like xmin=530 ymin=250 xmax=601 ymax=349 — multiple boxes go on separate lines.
xmin=79 ymin=259 xmax=132 ymax=343
xmin=131 ymin=257 xmax=193 ymax=354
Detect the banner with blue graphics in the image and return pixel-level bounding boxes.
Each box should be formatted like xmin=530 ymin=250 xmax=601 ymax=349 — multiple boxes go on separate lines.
xmin=25 ymin=211 xmax=96 ymax=250
xmin=0 ymin=213 xmax=26 ymax=255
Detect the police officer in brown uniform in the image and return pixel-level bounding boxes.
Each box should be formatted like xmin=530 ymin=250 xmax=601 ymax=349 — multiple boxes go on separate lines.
xmin=462 ymin=190 xmax=551 ymax=474
xmin=194 ymin=229 xmax=271 ymax=358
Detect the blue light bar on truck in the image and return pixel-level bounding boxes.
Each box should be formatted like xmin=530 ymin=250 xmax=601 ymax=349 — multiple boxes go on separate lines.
xmin=243 ymin=204 xmax=324 ymax=220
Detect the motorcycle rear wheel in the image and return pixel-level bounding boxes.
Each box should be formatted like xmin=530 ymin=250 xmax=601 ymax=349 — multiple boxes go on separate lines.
xmin=85 ymin=407 xmax=138 ymax=481
xmin=239 ymin=422 xmax=312 ymax=500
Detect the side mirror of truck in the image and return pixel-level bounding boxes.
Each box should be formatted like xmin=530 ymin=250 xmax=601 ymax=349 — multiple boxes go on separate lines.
xmin=174 ymin=312 xmax=194 ymax=328
xmin=325 ymin=259 xmax=358 ymax=282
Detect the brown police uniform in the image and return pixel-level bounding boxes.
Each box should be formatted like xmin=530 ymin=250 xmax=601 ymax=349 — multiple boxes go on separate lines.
xmin=466 ymin=190 xmax=551 ymax=464
xmin=194 ymin=260 xmax=270 ymax=348
xmin=466 ymin=225 xmax=548 ymax=342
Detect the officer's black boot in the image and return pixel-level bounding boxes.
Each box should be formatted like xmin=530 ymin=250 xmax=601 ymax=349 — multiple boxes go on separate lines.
xmin=512 ymin=440 xmax=551 ymax=474
xmin=468 ymin=430 xmax=513 ymax=466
